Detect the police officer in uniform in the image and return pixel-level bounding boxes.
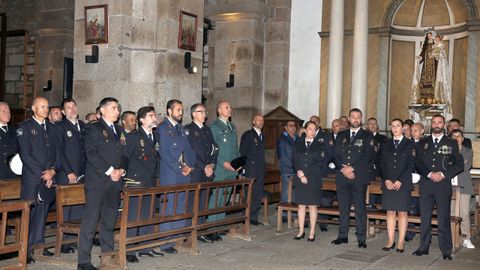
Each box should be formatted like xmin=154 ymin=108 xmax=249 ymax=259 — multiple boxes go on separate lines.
xmin=240 ymin=114 xmax=266 ymax=225
xmin=413 ymin=115 xmax=463 ymax=260
xmin=0 ymin=102 xmax=18 ymax=179
xmin=156 ymin=99 xmax=196 ymax=254
xmin=331 ymin=108 xmax=375 ymax=248
xmin=17 ymin=97 xmax=59 ymax=262
xmin=184 ymin=103 xmax=218 ymax=243
xmin=77 ymin=97 xmax=127 ymax=270
xmin=123 ymin=106 xmax=163 ymax=262
xmin=54 ymin=98 xmax=87 ymax=254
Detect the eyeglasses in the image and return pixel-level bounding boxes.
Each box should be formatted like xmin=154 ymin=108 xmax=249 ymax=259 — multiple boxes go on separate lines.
xmin=194 ymin=110 xmax=207 ymax=114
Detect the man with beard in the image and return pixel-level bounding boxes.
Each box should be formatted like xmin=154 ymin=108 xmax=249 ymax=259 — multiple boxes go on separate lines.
xmin=77 ymin=97 xmax=127 ymax=270
xmin=331 ymin=108 xmax=375 ymax=248
xmin=0 ymin=102 xmax=18 ymax=179
xmin=413 ymin=115 xmax=463 ymax=260
xmin=17 ymin=97 xmax=59 ymax=263
xmin=54 ymin=98 xmax=87 ymax=254
xmin=240 ymin=114 xmax=266 ymax=225
xmin=156 ymin=99 xmax=196 ymax=254
xmin=48 ymin=106 xmax=63 ymax=124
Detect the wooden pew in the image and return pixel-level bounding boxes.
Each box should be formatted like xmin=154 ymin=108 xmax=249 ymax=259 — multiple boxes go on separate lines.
xmin=196 ymin=179 xmax=254 ymax=241
xmin=261 ymin=171 xmax=281 ymax=225
xmin=366 ymin=183 xmax=463 ymax=250
xmin=0 ymin=179 xmax=23 ymax=243
xmin=0 ymin=200 xmax=31 ymax=270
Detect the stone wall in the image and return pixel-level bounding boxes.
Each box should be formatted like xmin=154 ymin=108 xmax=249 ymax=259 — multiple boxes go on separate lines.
xmin=73 ymin=0 xmax=204 ymax=121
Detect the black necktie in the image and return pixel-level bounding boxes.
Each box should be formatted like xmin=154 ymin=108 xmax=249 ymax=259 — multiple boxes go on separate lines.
xmin=394 ymin=139 xmax=399 ymax=149
xmin=76 ymin=122 xmax=80 ymax=132
xmin=110 ymin=124 xmax=117 ymax=138
xmin=434 ymin=138 xmax=439 ymax=148
xmin=227 ymin=122 xmax=233 ymax=132
xmin=148 ymin=133 xmax=153 ymax=143
xmin=350 ymin=131 xmax=356 ymax=142
xmin=259 ymin=133 xmax=263 ymax=142
xmin=306 ymin=141 xmax=311 ymax=148
xmin=41 ymin=123 xmax=46 ymax=131
xmin=1 ymin=125 xmax=6 ymax=132
xmin=175 ymin=125 xmax=182 ymax=135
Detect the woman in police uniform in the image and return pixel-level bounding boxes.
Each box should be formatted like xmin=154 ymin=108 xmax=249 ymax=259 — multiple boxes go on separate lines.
xmin=379 ymin=118 xmax=416 ymax=253
xmin=292 ymin=121 xmax=331 ymax=242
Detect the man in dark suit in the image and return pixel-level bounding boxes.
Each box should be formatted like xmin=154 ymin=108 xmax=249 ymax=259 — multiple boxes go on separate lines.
xmin=331 ymin=108 xmax=375 ymax=248
xmin=447 ymin=118 xmax=472 ymax=149
xmin=185 ymin=103 xmax=218 ymax=242
xmin=0 ymin=102 xmax=18 ymax=179
xmin=16 ymin=97 xmax=59 ymax=262
xmin=413 ymin=115 xmax=464 ymax=260
xmin=77 ymin=97 xmax=127 ymax=270
xmin=331 ymin=119 xmax=341 ymax=142
xmin=240 ymin=114 xmax=266 ymax=225
xmin=366 ymin=117 xmax=386 ymax=206
xmin=54 ymin=98 xmax=87 ymax=254
xmin=123 ymin=106 xmax=163 ymax=262
xmin=156 ymin=99 xmax=196 ymax=254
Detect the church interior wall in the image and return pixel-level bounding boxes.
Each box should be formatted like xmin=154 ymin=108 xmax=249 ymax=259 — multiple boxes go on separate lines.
xmin=452 ymin=36 xmax=468 ymax=124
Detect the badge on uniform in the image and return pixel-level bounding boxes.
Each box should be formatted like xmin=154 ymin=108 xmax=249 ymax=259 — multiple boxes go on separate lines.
xmin=318 ymin=138 xmax=324 ymax=143
xmin=194 ymin=131 xmax=199 ymax=136
xmin=342 ymin=138 xmax=347 ymax=144
xmin=320 ymin=151 xmax=325 ymax=157
xmin=373 ymin=145 xmax=378 ymax=152
xmin=66 ymin=130 xmax=72 ymax=138
xmin=369 ymin=139 xmax=374 ymax=146
xmin=155 ymin=142 xmax=159 ymax=150
xmin=31 ymin=128 xmax=38 ymax=136
xmin=140 ymin=139 xmax=145 ymax=147
xmin=120 ymin=133 xmax=126 ymax=145
xmin=329 ymin=140 xmax=334 ymax=145
xmin=412 ymin=149 xmax=416 ymax=157
xmin=16 ymin=128 xmax=23 ymax=137
xmin=103 ymin=130 xmax=109 ymax=138
xmin=185 ymin=129 xmax=189 ymax=136
xmin=354 ymin=139 xmax=363 ymax=147
xmin=168 ymin=129 xmax=174 ymax=137
xmin=424 ymin=143 xmax=429 ymax=150
xmin=223 ymin=137 xmax=227 ymax=143
xmin=254 ymin=138 xmax=258 ymax=144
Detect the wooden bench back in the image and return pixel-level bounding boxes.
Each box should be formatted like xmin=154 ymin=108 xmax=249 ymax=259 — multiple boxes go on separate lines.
xmin=55 ymin=184 xmax=86 ymax=224
xmin=0 ymin=179 xmax=21 ymax=201
xmin=0 ymin=200 xmax=30 ymax=270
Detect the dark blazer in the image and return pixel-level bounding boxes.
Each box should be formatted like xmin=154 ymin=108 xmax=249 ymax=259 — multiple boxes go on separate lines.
xmin=83 ymin=118 xmax=127 ymax=191
xmin=156 ymin=118 xmax=196 ymax=185
xmin=123 ymin=127 xmax=159 ymax=188
xmin=16 ymin=118 xmax=59 ymax=202
xmin=0 ymin=125 xmax=18 ymax=179
xmin=240 ymin=128 xmax=266 ymax=178
xmin=462 ymin=137 xmax=472 ymax=149
xmin=184 ymin=122 xmax=218 ymax=183
xmin=379 ymin=138 xmax=416 ymax=189
xmin=276 ymin=132 xmax=297 ymax=175
xmin=292 ymin=137 xmax=332 ymax=188
xmin=333 ymin=128 xmax=376 ymax=185
xmin=54 ymin=119 xmax=87 ymax=185
xmin=415 ymin=135 xmax=464 ymax=194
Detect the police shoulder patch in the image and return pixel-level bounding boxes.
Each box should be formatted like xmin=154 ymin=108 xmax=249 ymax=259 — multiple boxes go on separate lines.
xmin=16 ymin=128 xmax=23 ymax=136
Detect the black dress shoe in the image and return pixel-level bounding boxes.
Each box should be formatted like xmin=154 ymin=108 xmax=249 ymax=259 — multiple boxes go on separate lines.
xmin=43 ymin=249 xmax=54 ymax=257
xmin=412 ymin=249 xmax=429 ymax=256
xmin=293 ymin=232 xmax=305 ymax=240
xmin=77 ymin=263 xmax=98 ymax=270
xmin=126 ymin=255 xmax=139 ymax=263
xmin=209 ymin=233 xmax=223 ymax=242
xmin=307 ymin=234 xmax=315 ymax=242
xmin=358 ymin=241 xmax=367 ymax=248
xmin=93 ymin=238 xmax=101 ymax=246
xmin=250 ymin=220 xmax=263 ymax=226
xmin=443 ymin=255 xmax=452 ymax=260
xmin=331 ymin=238 xmax=348 ymax=245
xmin=163 ymin=247 xmax=177 ymax=254
xmin=138 ymin=251 xmax=154 ymax=258
xmin=61 ymin=245 xmax=75 ymax=254
xmin=396 ymin=248 xmax=404 ymax=253
xmin=405 ymin=234 xmax=415 ymax=242
xmin=382 ymin=242 xmax=395 ymax=251
xmin=27 ymin=255 xmax=35 ymax=264
xmin=151 ymin=250 xmax=164 ymax=257
xmin=320 ymin=225 xmax=328 ymax=232
xmin=198 ymin=235 xmax=214 ymax=243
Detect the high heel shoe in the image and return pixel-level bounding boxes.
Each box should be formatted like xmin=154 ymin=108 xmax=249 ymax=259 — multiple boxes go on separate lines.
xmin=381 ymin=242 xmax=395 ymax=251
xmin=307 ymin=234 xmax=315 ymax=242
xmin=293 ymin=233 xmax=305 ymax=240
xmin=396 ymin=248 xmax=404 ymax=253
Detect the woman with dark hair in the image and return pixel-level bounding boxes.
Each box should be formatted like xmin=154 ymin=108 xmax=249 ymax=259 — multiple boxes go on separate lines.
xmin=292 ymin=121 xmax=331 ymax=242
xmin=379 ymin=118 xmax=416 ymax=253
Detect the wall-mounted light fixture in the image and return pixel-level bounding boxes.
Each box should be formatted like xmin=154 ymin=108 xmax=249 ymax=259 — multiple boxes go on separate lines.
xmin=85 ymin=44 xmax=99 ymax=63
xmin=184 ymin=52 xmax=197 ymax=74
xmin=43 ymin=80 xmax=52 ymax=92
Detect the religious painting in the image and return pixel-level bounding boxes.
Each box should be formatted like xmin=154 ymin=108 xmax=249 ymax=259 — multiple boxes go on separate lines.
xmin=178 ymin=11 xmax=197 ymax=51
xmin=84 ymin=5 xmax=108 ymax=45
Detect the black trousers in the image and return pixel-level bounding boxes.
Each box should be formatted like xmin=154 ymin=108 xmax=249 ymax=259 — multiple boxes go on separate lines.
xmin=28 ymin=202 xmax=52 ymax=251
xmin=418 ymin=189 xmax=452 ymax=255
xmin=77 ymin=187 xmax=121 ymax=264
xmin=248 ymin=174 xmax=265 ymax=222
xmin=336 ymin=181 xmax=368 ymax=241
xmin=127 ymin=195 xmax=154 ymax=255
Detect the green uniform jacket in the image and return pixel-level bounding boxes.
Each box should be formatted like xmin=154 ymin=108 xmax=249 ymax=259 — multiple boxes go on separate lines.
xmin=210 ymin=118 xmax=240 ymax=180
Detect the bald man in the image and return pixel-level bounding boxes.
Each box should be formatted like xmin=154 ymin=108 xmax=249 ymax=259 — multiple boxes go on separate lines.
xmin=0 ymin=102 xmax=18 ymax=179
xmin=17 ymin=97 xmax=59 ymax=262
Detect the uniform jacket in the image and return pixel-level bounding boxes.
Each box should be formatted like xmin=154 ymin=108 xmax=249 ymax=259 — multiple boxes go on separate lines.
xmin=54 ymin=119 xmax=87 ymax=185
xmin=184 ymin=122 xmax=218 ymax=183
xmin=156 ymin=118 xmax=196 ymax=185
xmin=415 ymin=135 xmax=464 ymax=194
xmin=123 ymin=127 xmax=159 ymax=188
xmin=379 ymin=138 xmax=416 ymax=191
xmin=210 ymin=118 xmax=240 ymax=180
xmin=83 ymin=118 xmax=127 ymax=191
xmin=0 ymin=124 xmax=18 ymax=179
xmin=276 ymin=131 xmax=297 ymax=175
xmin=292 ymin=137 xmax=332 ymax=188
xmin=16 ymin=118 xmax=59 ymax=201
xmin=240 ymin=128 xmax=266 ymax=178
xmin=333 ymin=128 xmax=376 ymax=185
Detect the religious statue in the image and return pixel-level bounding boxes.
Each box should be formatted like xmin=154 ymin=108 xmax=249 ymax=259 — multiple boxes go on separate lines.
xmin=409 ymin=30 xmax=452 ymax=127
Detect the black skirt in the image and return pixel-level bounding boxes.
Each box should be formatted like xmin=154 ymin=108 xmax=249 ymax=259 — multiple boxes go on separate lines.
xmin=381 ymin=182 xmax=411 ymax=211
xmin=293 ymin=177 xmax=323 ymax=205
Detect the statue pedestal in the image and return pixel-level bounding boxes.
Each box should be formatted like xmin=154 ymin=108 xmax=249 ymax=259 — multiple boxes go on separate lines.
xmin=408 ymin=103 xmax=448 ymax=133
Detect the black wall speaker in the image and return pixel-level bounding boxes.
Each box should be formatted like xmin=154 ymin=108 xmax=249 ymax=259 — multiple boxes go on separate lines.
xmin=63 ymin=57 xmax=74 ymax=99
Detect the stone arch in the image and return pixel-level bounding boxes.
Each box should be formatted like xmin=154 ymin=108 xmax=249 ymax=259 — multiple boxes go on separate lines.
xmin=382 ymin=0 xmax=478 ymax=27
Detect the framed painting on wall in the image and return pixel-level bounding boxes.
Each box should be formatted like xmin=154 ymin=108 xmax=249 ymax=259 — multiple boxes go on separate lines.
xmin=85 ymin=4 xmax=108 ymax=45
xmin=178 ymin=11 xmax=197 ymax=51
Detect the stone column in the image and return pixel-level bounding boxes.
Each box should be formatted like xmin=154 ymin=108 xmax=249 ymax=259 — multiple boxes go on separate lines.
xmin=350 ymin=0 xmax=368 ymax=113
xmin=465 ymin=30 xmax=478 ymax=134
xmin=326 ymin=0 xmax=344 ymax=125
xmin=376 ymin=28 xmax=390 ymax=130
